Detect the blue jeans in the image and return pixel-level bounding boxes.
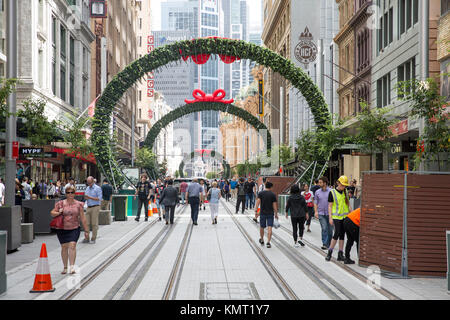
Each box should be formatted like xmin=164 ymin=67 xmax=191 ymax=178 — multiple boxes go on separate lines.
xmin=180 ymin=193 xmax=186 ymax=204
xmin=318 ymin=215 xmax=333 ymax=247
xmin=246 ymin=193 xmax=255 ymax=209
xmin=189 ymin=197 xmax=200 ymax=223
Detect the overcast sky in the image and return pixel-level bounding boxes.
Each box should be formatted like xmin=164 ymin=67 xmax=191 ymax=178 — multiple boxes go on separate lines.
xmin=151 ymin=0 xmax=262 ymax=31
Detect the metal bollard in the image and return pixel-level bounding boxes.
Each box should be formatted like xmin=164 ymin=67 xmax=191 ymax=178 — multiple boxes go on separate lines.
xmin=0 ymin=231 xmax=7 ymax=295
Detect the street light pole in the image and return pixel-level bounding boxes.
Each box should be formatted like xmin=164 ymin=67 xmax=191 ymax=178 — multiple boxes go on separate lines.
xmin=5 ymin=0 xmax=17 ymax=207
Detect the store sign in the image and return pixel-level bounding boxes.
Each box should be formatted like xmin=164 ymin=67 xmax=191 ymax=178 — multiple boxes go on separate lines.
xmin=294 ymin=27 xmax=318 ymax=67
xmin=75 ymin=184 xmax=87 ymax=195
xmin=12 ymin=142 xmax=19 ymax=160
xmin=390 ymin=119 xmax=408 ymax=136
xmin=20 ymin=148 xmax=43 ymax=155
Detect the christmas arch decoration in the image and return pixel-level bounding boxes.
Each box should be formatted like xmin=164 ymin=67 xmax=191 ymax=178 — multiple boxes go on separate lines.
xmin=92 ymin=38 xmax=330 ymax=185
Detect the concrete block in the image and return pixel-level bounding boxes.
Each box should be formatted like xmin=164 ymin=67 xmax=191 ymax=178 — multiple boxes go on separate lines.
xmin=21 ymin=223 xmax=34 ymax=244
xmin=0 ymin=231 xmax=6 ymax=295
xmin=0 ymin=206 xmax=22 ymax=252
xmin=99 ymin=210 xmax=112 ymax=225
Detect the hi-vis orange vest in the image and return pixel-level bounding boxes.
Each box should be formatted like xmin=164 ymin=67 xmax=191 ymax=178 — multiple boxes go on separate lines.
xmin=347 ymin=208 xmax=360 ymax=227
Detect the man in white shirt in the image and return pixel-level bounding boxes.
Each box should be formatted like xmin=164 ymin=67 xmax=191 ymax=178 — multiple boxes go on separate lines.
xmin=0 ymin=178 xmax=5 ymax=206
xmin=22 ymin=177 xmax=32 ymax=200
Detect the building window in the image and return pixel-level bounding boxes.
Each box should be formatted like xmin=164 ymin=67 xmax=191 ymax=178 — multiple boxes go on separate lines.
xmin=397 ymin=57 xmax=416 ymax=98
xmin=378 ymin=5 xmax=393 ymax=53
xmin=399 ymin=0 xmax=419 ymax=36
xmin=377 ymin=73 xmax=391 ymax=108
xmin=442 ymin=0 xmax=450 ymax=15
xmin=69 ymin=36 xmax=75 ymax=106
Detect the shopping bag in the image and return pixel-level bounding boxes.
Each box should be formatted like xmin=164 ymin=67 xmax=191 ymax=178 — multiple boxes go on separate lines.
xmin=273 ymin=218 xmax=280 ymax=229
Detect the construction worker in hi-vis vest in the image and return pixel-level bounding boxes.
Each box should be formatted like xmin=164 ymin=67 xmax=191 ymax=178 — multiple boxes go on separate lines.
xmin=325 ymin=176 xmax=352 ymax=262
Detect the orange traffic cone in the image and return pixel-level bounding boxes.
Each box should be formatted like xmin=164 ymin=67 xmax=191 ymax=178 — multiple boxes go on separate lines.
xmin=30 ymin=243 xmax=55 ymax=293
xmin=152 ymin=204 xmax=158 ymax=215
xmin=148 ymin=204 xmax=153 ymax=217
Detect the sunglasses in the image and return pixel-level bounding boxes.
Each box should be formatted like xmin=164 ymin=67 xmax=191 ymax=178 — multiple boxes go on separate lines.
xmin=66 ymin=191 xmax=75 ymax=194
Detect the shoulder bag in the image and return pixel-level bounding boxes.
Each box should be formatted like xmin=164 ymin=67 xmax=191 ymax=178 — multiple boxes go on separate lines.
xmin=50 ymin=201 xmax=65 ymax=230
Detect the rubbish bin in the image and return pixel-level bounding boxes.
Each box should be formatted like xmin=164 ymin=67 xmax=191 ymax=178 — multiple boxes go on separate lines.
xmin=118 ymin=189 xmax=137 ymax=217
xmin=278 ymin=195 xmax=289 ymax=215
xmin=112 ymin=195 xmax=127 ymax=221
xmin=0 ymin=231 xmax=6 ymax=295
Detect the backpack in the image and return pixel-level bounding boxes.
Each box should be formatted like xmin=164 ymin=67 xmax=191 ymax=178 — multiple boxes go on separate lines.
xmin=238 ymin=184 xmax=246 ymax=196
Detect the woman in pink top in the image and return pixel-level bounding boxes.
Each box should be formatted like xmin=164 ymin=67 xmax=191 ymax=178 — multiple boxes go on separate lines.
xmin=51 ymin=186 xmax=88 ymax=274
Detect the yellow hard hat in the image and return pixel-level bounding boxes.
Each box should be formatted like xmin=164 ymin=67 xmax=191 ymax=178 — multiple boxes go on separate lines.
xmin=337 ymin=176 xmax=350 ymax=186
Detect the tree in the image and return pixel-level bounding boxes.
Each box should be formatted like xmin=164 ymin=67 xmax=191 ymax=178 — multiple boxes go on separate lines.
xmin=61 ymin=113 xmax=93 ymax=158
xmin=17 ymin=99 xmax=59 ymax=147
xmin=136 ymin=147 xmax=159 ymax=179
xmin=206 ymin=172 xmax=218 ymax=179
xmin=158 ymin=159 xmax=168 ymax=178
xmin=295 ymin=115 xmax=349 ymax=164
xmin=0 ymin=78 xmax=19 ymax=128
xmin=397 ymin=77 xmax=450 ymax=170
xmin=355 ymin=102 xmax=398 ymax=170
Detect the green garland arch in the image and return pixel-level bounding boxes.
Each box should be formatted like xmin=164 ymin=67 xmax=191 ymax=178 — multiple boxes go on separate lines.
xmin=144 ymin=102 xmax=271 ymax=151
xmin=92 ymin=38 xmax=330 ymax=185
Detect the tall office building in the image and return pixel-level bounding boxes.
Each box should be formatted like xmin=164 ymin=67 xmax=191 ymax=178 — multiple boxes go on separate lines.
xmin=161 ymin=0 xmax=223 ymax=172
xmin=222 ymin=0 xmax=251 ymax=98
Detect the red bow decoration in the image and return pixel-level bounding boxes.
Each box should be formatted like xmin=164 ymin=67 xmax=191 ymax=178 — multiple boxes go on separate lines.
xmin=185 ymin=89 xmax=234 ymax=104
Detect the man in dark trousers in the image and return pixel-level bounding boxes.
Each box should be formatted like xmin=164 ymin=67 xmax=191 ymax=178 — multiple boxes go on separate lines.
xmin=254 ymin=182 xmax=278 ymax=248
xmin=159 ymin=179 xmax=179 ymax=225
xmin=186 ymin=179 xmax=203 ymax=225
xmin=101 ymin=179 xmax=113 ymax=210
xmin=134 ymin=174 xmax=152 ymax=222
xmin=235 ymin=178 xmax=246 ymax=214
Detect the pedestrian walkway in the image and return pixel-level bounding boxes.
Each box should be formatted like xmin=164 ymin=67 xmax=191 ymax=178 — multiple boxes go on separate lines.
xmin=1 ymin=202 xmax=448 ymax=300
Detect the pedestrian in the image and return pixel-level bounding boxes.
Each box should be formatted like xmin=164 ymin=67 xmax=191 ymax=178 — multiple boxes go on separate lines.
xmin=186 ymin=178 xmax=203 ymax=225
xmin=343 ymin=208 xmax=360 ymax=264
xmin=15 ymin=179 xmax=25 ymax=206
xmin=47 ymin=182 xmax=56 ymax=199
xmin=258 ymin=177 xmax=266 ymax=194
xmin=21 ymin=177 xmax=32 ymax=200
xmin=179 ymin=180 xmax=188 ymax=204
xmin=50 ymin=185 xmax=88 ymax=275
xmin=155 ymin=179 xmax=165 ymax=221
xmin=134 ymin=174 xmax=152 ymax=222
xmin=207 ymin=181 xmax=221 ymax=224
xmin=224 ymin=180 xmax=230 ymax=202
xmin=301 ymin=184 xmax=314 ymax=233
xmin=245 ymin=177 xmax=256 ymax=210
xmin=38 ymin=180 xmax=47 ymax=199
xmin=230 ymin=177 xmax=238 ymax=199
xmin=0 ymin=178 xmax=5 ymax=206
xmin=64 ymin=178 xmax=75 ymax=199
xmin=285 ymin=184 xmax=308 ymax=247
xmin=325 ymin=176 xmax=352 ymax=262
xmin=101 ymin=179 xmax=113 ymax=210
xmin=311 ymin=179 xmax=320 ymax=196
xmin=355 ymin=179 xmax=362 ymax=199
xmin=314 ymin=176 xmax=333 ymax=250
xmin=82 ymin=176 xmax=103 ymax=244
xmin=199 ymin=179 xmax=207 ymax=210
xmin=159 ymin=179 xmax=179 ymax=225
xmin=254 ymin=182 xmax=278 ymax=248
xmin=347 ymin=179 xmax=356 ymax=199
xmin=235 ymin=178 xmax=246 ymax=214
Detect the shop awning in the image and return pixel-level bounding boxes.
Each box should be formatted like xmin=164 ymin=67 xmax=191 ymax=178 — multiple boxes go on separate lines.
xmin=52 ymin=148 xmax=96 ymax=164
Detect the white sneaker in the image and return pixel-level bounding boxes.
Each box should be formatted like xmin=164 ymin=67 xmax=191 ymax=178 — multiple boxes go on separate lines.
xmin=294 ymin=242 xmax=300 ymax=248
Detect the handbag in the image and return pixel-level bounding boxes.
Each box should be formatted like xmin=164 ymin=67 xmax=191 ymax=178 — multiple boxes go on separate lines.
xmin=50 ymin=201 xmax=65 ymax=230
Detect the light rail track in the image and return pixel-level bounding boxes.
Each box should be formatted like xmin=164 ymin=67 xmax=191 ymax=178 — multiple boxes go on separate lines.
xmin=60 ymin=205 xmax=188 ymax=300
xmin=221 ymin=199 xmax=299 ymax=300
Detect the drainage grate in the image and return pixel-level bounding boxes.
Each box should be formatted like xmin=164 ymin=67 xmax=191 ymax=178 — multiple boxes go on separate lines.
xmin=200 ymin=282 xmax=260 ymax=300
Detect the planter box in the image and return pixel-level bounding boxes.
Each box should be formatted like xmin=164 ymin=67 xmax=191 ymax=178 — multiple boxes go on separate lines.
xmin=0 ymin=206 xmax=22 ymax=252
xmin=0 ymin=231 xmax=6 ymax=295
xmin=22 ymin=200 xmax=58 ymax=234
